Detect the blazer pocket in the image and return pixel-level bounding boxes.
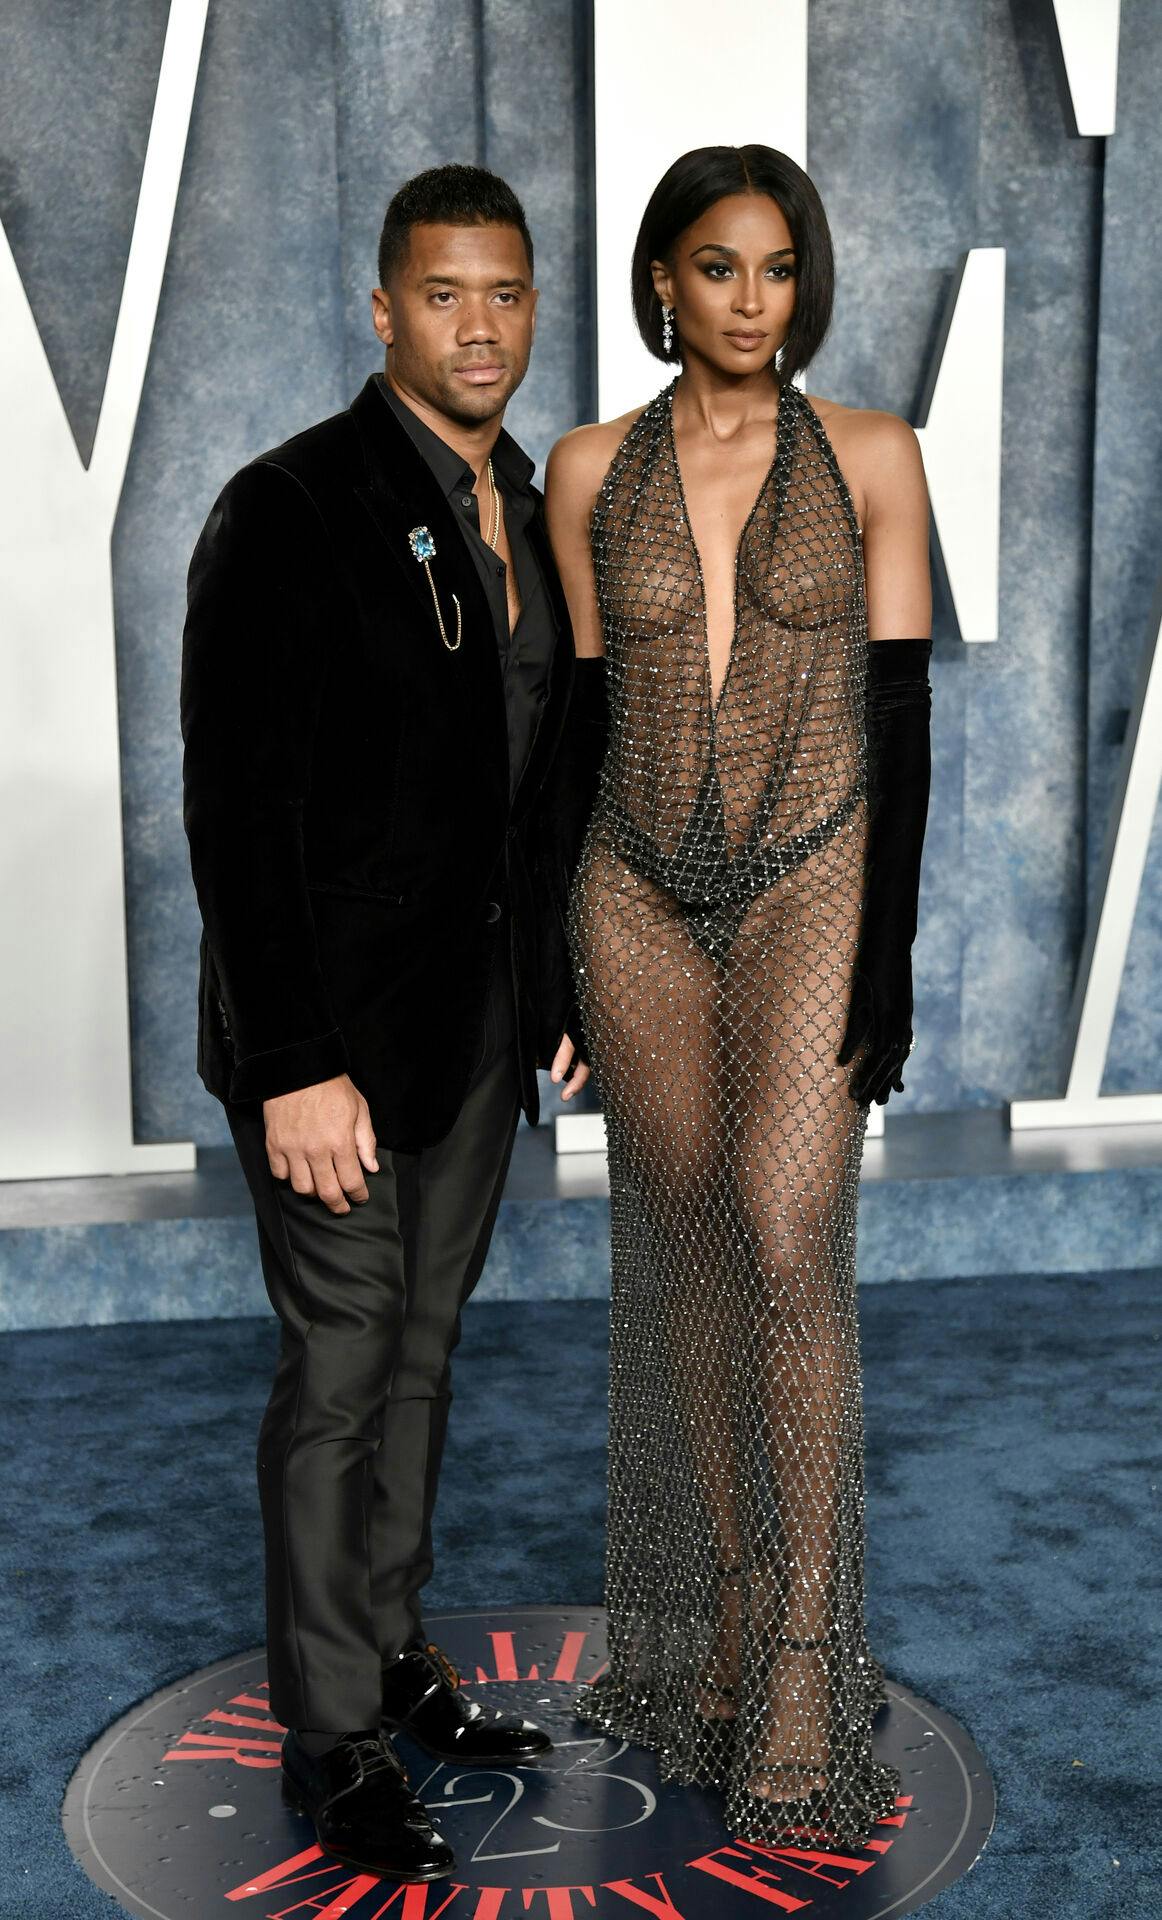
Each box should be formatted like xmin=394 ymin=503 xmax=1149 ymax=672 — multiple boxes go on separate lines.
xmin=215 ymin=993 xmax=236 ymax=1051
xmin=306 ymin=881 xmax=408 ymax=906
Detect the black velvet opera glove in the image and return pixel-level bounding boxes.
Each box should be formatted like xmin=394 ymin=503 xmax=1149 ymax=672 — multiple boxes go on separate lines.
xmin=536 ymin=655 xmax=609 ymax=1063
xmin=838 ymin=638 xmax=932 ymax=1107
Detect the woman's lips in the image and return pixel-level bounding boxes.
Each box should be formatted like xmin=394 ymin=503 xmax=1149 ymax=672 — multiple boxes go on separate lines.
xmin=725 ymin=332 xmax=767 ymax=350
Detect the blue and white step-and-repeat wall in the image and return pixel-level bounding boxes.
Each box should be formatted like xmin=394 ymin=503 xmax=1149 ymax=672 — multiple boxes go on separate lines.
xmin=1 ymin=0 xmax=1159 ymax=1180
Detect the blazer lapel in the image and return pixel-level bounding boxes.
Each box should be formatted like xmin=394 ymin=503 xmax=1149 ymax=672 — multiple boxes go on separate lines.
xmin=348 ymin=381 xmax=509 ymax=792
xmin=349 ymin=378 xmax=496 ymax=657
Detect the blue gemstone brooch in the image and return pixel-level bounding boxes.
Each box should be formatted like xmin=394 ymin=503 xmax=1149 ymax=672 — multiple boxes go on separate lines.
xmin=408 ymin=525 xmax=461 ymax=651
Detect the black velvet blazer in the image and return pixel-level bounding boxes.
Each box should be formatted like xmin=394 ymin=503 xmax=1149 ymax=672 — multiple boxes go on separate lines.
xmin=181 ymin=376 xmax=578 ymax=1149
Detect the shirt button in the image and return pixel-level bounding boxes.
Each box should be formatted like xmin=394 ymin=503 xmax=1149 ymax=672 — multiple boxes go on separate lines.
xmin=461 ymin=494 xmax=473 ymax=509
xmin=484 ymin=901 xmax=502 ymax=923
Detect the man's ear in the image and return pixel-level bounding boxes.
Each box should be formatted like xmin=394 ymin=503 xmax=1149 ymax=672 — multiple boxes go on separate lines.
xmin=529 ymin=285 xmax=539 ymax=339
xmin=371 ymin=286 xmax=394 ymax=349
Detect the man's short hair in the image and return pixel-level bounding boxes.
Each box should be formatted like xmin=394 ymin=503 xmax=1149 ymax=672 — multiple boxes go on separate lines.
xmin=377 ymin=164 xmax=534 ymax=286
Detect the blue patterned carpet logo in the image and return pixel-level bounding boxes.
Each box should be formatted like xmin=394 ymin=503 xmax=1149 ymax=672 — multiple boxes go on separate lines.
xmin=63 ymin=1606 xmax=993 ymax=1918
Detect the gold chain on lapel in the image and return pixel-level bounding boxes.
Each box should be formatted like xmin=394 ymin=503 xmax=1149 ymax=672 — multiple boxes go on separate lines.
xmin=425 ymin=569 xmax=462 ymax=651
xmin=408 ymin=525 xmax=462 ymax=652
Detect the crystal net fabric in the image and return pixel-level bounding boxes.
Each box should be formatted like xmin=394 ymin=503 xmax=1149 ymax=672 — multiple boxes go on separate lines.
xmin=569 ymin=379 xmax=900 ymax=1844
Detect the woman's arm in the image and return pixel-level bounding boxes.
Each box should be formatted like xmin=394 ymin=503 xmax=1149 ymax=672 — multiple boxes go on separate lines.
xmin=542 ymin=421 xmax=631 ymax=858
xmin=544 ymin=418 xmax=632 ymax=656
xmin=536 ymin=420 xmax=631 ymax=1088
xmin=834 ymin=411 xmax=933 ymax=1106
xmin=859 ymin=412 xmax=932 ymax=643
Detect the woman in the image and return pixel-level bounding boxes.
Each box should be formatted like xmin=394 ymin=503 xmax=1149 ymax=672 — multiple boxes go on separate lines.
xmin=545 ymin=145 xmax=932 ymax=1845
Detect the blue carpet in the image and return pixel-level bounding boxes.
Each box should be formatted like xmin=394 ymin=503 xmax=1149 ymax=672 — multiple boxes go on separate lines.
xmin=1 ymin=1271 xmax=1158 ymax=1917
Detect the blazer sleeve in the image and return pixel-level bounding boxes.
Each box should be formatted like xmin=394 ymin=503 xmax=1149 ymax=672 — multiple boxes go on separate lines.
xmin=180 ymin=460 xmax=350 ymax=1103
xmin=530 ymin=655 xmax=608 ymax=1061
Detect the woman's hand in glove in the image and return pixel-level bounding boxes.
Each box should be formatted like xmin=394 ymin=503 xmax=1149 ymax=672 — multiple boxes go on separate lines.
xmin=837 ymin=635 xmax=932 ymax=1110
xmin=837 ymin=964 xmax=913 ymax=1108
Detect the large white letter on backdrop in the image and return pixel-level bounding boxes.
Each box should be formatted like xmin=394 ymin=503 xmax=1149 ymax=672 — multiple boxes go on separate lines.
xmin=1050 ymin=0 xmax=1121 ymax=135
xmin=593 ymin=0 xmax=809 ymax=424
xmin=914 ymin=248 xmax=1006 ymax=645
xmin=1010 ymin=587 xmax=1162 ymax=1130
xmin=592 ymin=0 xmax=1005 ymax=648
xmin=0 ymin=0 xmax=207 ymax=1178
xmin=1011 ymin=0 xmax=1162 ymax=1130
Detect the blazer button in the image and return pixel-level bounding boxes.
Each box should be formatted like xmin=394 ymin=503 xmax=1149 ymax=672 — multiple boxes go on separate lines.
xmin=484 ymin=901 xmax=502 ymax=923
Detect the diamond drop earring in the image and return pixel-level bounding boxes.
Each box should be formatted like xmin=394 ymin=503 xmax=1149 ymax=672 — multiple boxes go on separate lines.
xmin=661 ymin=305 xmax=675 ymax=355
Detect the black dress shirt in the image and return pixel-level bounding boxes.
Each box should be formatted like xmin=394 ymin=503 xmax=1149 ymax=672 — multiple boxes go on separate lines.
xmin=376 ymin=376 xmax=556 ymax=801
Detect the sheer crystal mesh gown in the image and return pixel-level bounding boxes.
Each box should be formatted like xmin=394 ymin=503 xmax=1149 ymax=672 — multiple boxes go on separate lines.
xmin=569 ymin=378 xmax=900 ymax=1844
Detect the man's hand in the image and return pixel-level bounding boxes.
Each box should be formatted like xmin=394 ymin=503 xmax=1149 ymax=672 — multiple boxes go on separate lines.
xmin=263 ymin=1074 xmax=379 ymax=1213
xmin=550 ymin=1032 xmax=590 ymax=1101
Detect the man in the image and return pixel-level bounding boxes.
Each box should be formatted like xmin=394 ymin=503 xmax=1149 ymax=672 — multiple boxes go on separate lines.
xmin=181 ymin=164 xmax=593 ymax=1885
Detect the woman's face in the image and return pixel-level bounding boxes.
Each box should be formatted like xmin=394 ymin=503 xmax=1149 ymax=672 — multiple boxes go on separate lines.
xmin=652 ymin=191 xmax=796 ymax=378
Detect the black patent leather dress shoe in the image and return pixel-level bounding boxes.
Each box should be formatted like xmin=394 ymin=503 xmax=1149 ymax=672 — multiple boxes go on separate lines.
xmin=281 ymin=1729 xmax=454 ymax=1882
xmin=381 ymin=1642 xmax=553 ymax=1764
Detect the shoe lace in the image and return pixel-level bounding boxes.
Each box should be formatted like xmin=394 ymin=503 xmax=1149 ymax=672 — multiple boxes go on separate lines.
xmin=344 ymin=1735 xmax=407 ymax=1783
xmin=424 ymin=1642 xmax=461 ymax=1691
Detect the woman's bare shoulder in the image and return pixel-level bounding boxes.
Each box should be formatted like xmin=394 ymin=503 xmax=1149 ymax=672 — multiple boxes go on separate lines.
xmin=805 ymin=394 xmax=925 ymax=524
xmin=546 ymin=405 xmax=650 ymax=498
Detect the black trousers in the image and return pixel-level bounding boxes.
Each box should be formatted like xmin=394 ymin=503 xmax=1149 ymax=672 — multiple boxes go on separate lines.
xmin=227 ymin=954 xmax=521 ymax=1732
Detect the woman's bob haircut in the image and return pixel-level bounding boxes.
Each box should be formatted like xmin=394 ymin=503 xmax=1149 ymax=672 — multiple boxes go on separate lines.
xmin=631 ymin=145 xmax=835 ymax=386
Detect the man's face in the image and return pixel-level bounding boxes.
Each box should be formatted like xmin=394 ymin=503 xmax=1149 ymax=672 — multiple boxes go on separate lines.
xmin=372 ymin=221 xmax=537 ymax=427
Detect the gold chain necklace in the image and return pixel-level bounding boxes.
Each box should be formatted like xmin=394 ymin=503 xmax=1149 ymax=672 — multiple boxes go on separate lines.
xmin=484 ymin=457 xmax=501 ymax=551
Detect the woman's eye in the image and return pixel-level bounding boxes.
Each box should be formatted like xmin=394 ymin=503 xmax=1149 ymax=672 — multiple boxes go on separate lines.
xmin=768 ymin=264 xmax=794 ymax=282
xmin=704 ymin=262 xmax=733 ymax=280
